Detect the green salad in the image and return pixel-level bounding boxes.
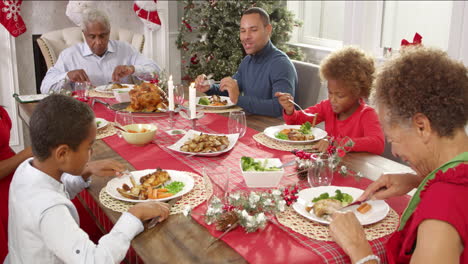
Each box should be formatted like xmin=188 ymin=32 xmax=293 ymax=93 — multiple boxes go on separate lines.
xmin=241 ymin=156 xmax=281 ymax=171
xmin=164 ymin=181 xmax=185 ymax=194
xmin=312 ymin=190 xmax=353 ymax=206
xmin=198 ymin=97 xmax=210 ymax=105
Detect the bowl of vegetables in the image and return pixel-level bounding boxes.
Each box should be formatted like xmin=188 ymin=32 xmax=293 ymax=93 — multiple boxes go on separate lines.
xmin=240 ymin=156 xmax=284 ymax=188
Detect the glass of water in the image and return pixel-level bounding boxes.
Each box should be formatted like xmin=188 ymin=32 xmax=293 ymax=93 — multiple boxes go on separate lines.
xmin=228 ymin=111 xmax=247 ymax=138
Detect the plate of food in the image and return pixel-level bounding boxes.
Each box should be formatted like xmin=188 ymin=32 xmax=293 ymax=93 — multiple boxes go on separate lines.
xmin=263 ymin=122 xmax=327 ymax=144
xmin=197 ymin=95 xmax=235 ymax=109
xmin=105 ymin=168 xmax=195 ymax=203
xmin=95 ymin=117 xmax=108 ymax=130
xmin=166 ymin=130 xmax=239 ymax=157
xmin=95 ymin=83 xmax=134 ymax=94
xmin=293 ymin=186 xmax=389 ymax=225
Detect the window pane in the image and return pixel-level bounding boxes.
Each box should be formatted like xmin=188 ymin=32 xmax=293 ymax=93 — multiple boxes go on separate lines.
xmin=381 ymin=1 xmax=452 ymax=50
xmin=321 ymin=1 xmax=345 ymax=41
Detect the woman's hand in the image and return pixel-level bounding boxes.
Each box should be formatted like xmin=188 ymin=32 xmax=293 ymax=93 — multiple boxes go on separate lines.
xmin=358 ymin=172 xmax=421 ymax=201
xmin=311 ymin=139 xmax=329 ymax=153
xmin=274 ymin=92 xmax=294 ymax=115
xmin=329 ymin=211 xmax=374 ymax=263
xmin=82 ymin=159 xmax=126 ymax=179
xmin=128 ymin=201 xmax=171 ymax=222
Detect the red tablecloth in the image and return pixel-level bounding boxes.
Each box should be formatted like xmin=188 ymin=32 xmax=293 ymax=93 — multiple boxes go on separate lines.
xmin=93 ymin=101 xmax=410 ymax=264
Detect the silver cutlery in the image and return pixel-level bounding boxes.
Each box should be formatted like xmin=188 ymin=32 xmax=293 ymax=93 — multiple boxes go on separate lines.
xmin=279 ymin=159 xmax=296 ymax=168
xmin=288 ymin=99 xmax=317 ymax=126
xmin=145 ymin=197 xmax=181 ymax=229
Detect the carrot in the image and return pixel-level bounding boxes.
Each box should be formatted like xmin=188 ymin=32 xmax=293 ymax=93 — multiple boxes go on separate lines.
xmin=157 ymin=188 xmax=169 ymax=193
xmin=157 ymin=192 xmax=174 ymax=199
xmin=148 ymin=189 xmax=158 ymax=199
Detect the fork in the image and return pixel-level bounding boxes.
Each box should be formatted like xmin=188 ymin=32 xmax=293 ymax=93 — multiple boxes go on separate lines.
xmin=288 ymin=99 xmax=317 ymax=126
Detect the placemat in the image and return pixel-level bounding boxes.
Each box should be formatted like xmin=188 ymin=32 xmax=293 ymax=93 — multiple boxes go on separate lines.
xmin=89 ymin=89 xmax=114 ymax=98
xmin=96 ymin=121 xmax=117 ymax=140
xmin=253 ymin=132 xmax=316 ymax=151
xmin=99 ymin=171 xmax=212 ymax=215
xmin=276 ymin=206 xmax=399 ymax=241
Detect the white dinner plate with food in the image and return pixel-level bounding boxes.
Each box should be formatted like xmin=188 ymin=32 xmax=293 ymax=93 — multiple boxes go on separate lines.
xmin=293 ymin=186 xmax=389 ymax=225
xmin=95 ymin=84 xmax=135 ymax=94
xmin=196 ymin=96 xmax=235 ymax=109
xmin=95 ymin=118 xmax=108 ymax=130
xmin=106 ymin=169 xmax=195 ymax=203
xmin=167 ymin=130 xmax=239 ymax=157
xmin=264 ymin=124 xmax=327 ymax=144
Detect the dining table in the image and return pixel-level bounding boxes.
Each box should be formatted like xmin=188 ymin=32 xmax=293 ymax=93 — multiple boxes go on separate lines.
xmin=17 ymin=97 xmax=414 ymax=264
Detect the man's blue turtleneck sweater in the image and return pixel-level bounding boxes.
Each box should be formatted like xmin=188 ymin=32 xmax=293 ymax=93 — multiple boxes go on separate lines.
xmin=206 ymin=40 xmax=297 ymax=117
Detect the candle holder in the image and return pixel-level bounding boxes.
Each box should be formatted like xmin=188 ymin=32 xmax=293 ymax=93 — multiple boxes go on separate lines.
xmin=168 ymin=110 xmax=176 ymax=129
xmin=178 ymin=109 xmax=204 ymax=130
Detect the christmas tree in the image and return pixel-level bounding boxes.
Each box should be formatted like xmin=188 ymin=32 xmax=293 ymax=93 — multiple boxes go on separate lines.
xmin=176 ymin=0 xmax=304 ymax=82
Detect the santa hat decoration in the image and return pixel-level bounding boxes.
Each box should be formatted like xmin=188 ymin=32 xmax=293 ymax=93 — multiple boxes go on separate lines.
xmin=0 ymin=0 xmax=26 ymax=37
xmin=65 ymin=1 xmax=97 ymax=27
xmin=134 ymin=0 xmax=161 ymax=31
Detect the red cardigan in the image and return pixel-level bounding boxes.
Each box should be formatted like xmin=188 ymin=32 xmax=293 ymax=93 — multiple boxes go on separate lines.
xmin=283 ymin=99 xmax=385 ymax=155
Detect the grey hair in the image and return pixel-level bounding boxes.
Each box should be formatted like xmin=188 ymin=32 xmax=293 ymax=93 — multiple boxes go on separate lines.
xmin=80 ymin=9 xmax=110 ymax=31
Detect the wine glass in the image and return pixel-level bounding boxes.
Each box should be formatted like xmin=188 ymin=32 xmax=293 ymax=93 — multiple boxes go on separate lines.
xmin=174 ymin=84 xmax=185 ymax=107
xmin=228 ymin=111 xmax=247 ymax=138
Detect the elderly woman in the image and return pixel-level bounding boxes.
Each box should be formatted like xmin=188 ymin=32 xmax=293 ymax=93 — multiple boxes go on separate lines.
xmin=330 ymin=46 xmax=468 ymax=264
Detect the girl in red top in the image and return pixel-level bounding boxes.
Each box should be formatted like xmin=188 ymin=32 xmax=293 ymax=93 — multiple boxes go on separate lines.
xmin=0 ymin=106 xmax=33 ymax=260
xmin=276 ymin=46 xmax=384 ymax=155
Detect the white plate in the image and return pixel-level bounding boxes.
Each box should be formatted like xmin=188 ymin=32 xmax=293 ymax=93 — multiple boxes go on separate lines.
xmin=167 ymin=129 xmax=239 ymax=157
xmin=196 ymin=96 xmax=235 ymax=109
xmin=264 ymin=125 xmax=327 ymax=144
xmin=95 ymin=84 xmax=134 ymax=94
xmin=293 ymin=186 xmax=389 ymax=225
xmin=95 ymin=118 xmax=108 ymax=130
xmin=105 ymin=169 xmax=195 ymax=203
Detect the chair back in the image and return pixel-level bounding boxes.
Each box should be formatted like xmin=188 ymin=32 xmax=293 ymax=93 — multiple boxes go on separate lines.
xmin=36 ymin=27 xmax=144 ymax=69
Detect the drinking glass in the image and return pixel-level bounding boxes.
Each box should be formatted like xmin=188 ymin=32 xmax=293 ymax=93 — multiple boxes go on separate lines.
xmin=174 ymin=84 xmax=185 ymax=106
xmin=73 ymin=82 xmax=89 ymax=100
xmin=114 ymin=111 xmax=134 ymax=128
xmin=228 ymin=111 xmax=247 ymax=138
xmin=307 ymin=154 xmax=334 ymax=187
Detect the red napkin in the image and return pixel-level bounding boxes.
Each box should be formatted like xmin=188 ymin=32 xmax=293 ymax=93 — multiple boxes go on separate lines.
xmin=401 ymin=32 xmax=422 ymax=47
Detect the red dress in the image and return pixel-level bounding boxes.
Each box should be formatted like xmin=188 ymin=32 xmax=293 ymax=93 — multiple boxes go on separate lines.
xmin=283 ymin=99 xmax=385 ymax=155
xmin=386 ymin=163 xmax=468 ymax=263
xmin=0 ymin=107 xmax=15 ymax=260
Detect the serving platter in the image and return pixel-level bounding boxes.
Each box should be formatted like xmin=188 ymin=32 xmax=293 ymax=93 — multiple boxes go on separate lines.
xmin=167 ymin=130 xmax=239 ymax=157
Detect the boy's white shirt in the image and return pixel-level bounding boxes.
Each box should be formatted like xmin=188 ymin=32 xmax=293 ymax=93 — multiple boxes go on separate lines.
xmin=5 ymin=158 xmax=143 ymax=264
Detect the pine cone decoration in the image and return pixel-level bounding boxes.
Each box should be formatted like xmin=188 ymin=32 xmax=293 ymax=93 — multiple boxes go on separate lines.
xmin=215 ymin=211 xmax=238 ymax=231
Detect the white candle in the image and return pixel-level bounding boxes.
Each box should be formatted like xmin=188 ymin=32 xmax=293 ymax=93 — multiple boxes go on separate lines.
xmin=168 ymin=75 xmax=174 ymax=111
xmin=189 ymin=82 xmax=196 ymax=119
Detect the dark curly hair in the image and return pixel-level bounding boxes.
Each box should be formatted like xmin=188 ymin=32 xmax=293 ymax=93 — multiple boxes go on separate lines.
xmin=372 ymin=46 xmax=468 ymax=137
xmin=29 ymin=94 xmax=95 ymax=161
xmin=319 ymin=46 xmax=375 ymax=99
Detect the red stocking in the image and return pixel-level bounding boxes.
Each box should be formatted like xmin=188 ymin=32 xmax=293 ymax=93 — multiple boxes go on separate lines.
xmin=0 ymin=0 xmax=26 ymax=37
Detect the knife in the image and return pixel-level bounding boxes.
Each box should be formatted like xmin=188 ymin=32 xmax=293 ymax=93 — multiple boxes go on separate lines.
xmin=145 ymin=197 xmax=180 ymax=229
xmin=279 ymin=159 xmax=296 ymax=168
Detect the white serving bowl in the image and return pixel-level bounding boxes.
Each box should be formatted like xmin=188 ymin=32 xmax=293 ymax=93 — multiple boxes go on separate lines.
xmin=240 ymin=158 xmax=285 ymax=188
xmin=113 ymin=88 xmax=132 ymax=102
xmin=121 ymin=124 xmax=157 ymax=146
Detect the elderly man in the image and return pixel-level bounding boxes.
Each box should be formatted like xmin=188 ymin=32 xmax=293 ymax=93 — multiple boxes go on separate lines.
xmin=195 ymin=7 xmax=297 ymax=117
xmin=40 ymin=9 xmax=160 ymax=94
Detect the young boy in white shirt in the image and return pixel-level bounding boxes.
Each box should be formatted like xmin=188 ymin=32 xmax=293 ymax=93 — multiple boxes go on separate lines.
xmin=6 ymin=95 xmax=170 ymax=263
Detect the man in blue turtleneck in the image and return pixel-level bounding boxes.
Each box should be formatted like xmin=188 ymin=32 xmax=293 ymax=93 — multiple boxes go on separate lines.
xmin=194 ymin=7 xmax=297 ymax=117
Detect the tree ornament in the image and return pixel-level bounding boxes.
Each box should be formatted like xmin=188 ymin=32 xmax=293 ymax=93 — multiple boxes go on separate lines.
xmin=133 ymin=0 xmax=161 ymax=31
xmin=0 ymin=0 xmax=26 ymax=37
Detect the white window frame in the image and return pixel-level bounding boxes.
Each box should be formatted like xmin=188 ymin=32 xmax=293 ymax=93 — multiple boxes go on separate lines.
xmin=289 ymin=0 xmax=468 ymax=64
